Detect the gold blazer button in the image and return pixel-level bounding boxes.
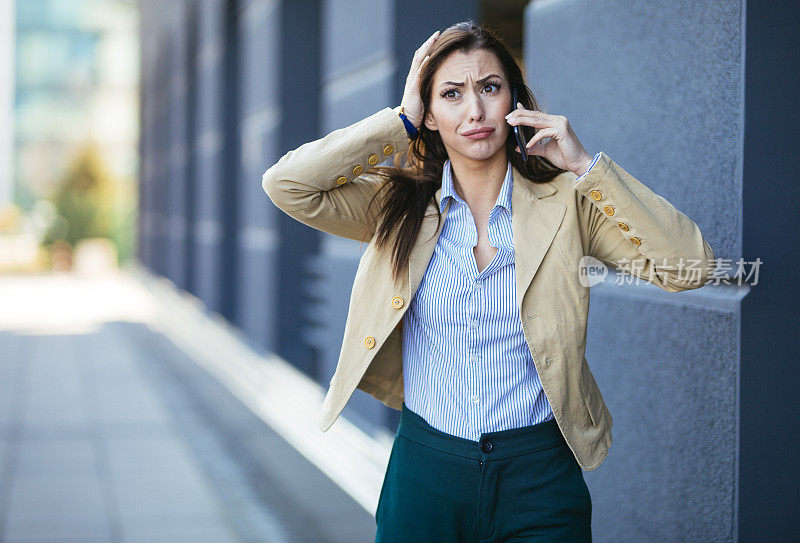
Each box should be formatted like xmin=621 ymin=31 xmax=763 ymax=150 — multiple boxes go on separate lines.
xmin=364 ymin=336 xmax=375 ymax=349
xmin=630 ymin=236 xmax=642 ymax=246
xmin=383 ymin=144 xmax=394 ymax=155
xmin=391 ymin=296 xmax=404 ymax=309
xmin=352 ymin=165 xmax=363 ymax=175
xmin=590 ymin=189 xmax=602 ymax=201
xmin=603 ymin=205 xmax=615 ymax=216
xmin=368 ymin=154 xmax=379 ymax=165
xmin=335 ymin=176 xmax=348 ymax=185
xmin=618 ymin=222 xmax=629 ymax=231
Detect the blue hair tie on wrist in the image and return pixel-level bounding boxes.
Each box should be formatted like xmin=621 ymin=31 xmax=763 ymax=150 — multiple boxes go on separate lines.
xmin=398 ymin=107 xmax=419 ymax=140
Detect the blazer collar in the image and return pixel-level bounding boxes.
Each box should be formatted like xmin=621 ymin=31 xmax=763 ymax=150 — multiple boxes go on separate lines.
xmin=406 ymin=164 xmax=564 ymax=310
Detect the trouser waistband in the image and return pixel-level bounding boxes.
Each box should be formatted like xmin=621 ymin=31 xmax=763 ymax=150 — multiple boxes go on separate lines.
xmin=398 ymin=402 xmax=566 ymax=461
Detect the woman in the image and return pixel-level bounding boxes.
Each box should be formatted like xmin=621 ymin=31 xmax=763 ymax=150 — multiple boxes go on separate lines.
xmin=262 ymin=20 xmax=714 ymax=543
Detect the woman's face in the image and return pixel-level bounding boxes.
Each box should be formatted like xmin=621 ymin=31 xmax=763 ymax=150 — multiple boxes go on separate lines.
xmin=424 ymin=49 xmax=512 ymax=164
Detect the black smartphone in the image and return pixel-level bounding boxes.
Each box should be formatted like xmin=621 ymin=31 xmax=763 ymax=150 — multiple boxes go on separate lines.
xmin=511 ymin=84 xmax=528 ymax=161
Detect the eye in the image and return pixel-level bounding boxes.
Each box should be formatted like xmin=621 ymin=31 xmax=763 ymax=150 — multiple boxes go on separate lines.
xmin=440 ymin=82 xmax=502 ymax=100
xmin=441 ymin=83 xmax=500 ymax=100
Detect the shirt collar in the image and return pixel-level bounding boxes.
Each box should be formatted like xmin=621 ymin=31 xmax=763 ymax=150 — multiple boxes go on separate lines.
xmin=441 ymin=158 xmax=514 ymax=214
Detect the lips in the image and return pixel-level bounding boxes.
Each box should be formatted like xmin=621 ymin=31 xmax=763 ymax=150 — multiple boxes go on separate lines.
xmin=462 ymin=127 xmax=494 ymax=136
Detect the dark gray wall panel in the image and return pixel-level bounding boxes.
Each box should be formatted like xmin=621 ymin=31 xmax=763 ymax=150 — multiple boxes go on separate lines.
xmin=524 ymin=0 xmax=742 ymax=539
xmin=193 ymin=0 xmax=228 ymax=315
xmin=233 ymin=0 xmax=280 ymax=348
xmin=165 ymin=2 xmax=190 ymax=288
xmin=525 ymin=0 xmax=739 ymax=261
xmin=239 ymin=1 xmax=280 ymax=117
xmin=584 ymin=285 xmax=738 ymax=541
xmin=320 ymin=0 xmax=393 ymax=83
xmin=274 ymin=0 xmax=321 ymax=375
xmin=740 ymin=0 xmax=800 ymax=539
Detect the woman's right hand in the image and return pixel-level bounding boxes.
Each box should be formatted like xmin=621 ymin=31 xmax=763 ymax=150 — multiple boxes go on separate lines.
xmin=399 ymin=30 xmax=440 ymax=129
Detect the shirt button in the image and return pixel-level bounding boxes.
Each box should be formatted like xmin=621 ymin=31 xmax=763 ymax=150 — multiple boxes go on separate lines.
xmin=474 ymin=281 xmax=483 ymax=289
xmin=471 ymin=320 xmax=478 ymax=329
xmin=470 ymin=354 xmax=478 ymax=363
xmin=471 ymin=395 xmax=479 ymax=404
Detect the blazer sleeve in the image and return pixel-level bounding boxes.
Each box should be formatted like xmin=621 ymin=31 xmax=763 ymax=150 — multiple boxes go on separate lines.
xmin=574 ymin=152 xmax=716 ymax=292
xmin=261 ymin=106 xmax=410 ymax=242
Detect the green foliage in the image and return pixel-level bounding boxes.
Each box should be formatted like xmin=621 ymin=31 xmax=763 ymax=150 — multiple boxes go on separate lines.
xmin=109 ymin=180 xmax=137 ymax=264
xmin=43 ymin=143 xmax=132 ymax=263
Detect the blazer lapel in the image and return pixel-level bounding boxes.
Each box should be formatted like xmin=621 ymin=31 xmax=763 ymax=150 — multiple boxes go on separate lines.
xmin=511 ymin=165 xmax=565 ymax=310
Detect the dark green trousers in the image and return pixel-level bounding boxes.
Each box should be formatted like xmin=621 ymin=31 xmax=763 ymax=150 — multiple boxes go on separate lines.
xmin=375 ymin=403 xmax=592 ymax=542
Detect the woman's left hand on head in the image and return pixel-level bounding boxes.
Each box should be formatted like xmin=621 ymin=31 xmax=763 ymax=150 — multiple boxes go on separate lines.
xmin=505 ymin=102 xmax=593 ymax=176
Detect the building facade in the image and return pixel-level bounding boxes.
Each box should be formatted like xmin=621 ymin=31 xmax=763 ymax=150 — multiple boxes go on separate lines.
xmin=137 ymin=0 xmax=799 ymax=540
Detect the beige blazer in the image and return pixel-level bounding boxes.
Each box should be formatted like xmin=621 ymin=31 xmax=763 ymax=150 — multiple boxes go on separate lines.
xmin=261 ymin=106 xmax=715 ymax=471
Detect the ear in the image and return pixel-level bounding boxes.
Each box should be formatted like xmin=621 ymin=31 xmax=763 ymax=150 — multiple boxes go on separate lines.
xmin=424 ymin=111 xmax=438 ymax=132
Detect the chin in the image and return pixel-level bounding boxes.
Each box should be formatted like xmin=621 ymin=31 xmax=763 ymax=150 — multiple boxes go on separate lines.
xmin=455 ymin=142 xmax=506 ymax=162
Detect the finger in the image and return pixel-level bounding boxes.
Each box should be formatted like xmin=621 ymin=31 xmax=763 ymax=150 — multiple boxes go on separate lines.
xmin=420 ymin=54 xmax=430 ymax=68
xmin=507 ymin=110 xmax=558 ymax=130
xmin=408 ymin=54 xmax=430 ymax=83
xmin=526 ymin=127 xmax=557 ymax=148
xmin=509 ymin=109 xmax=557 ymax=122
xmin=414 ymin=31 xmax=440 ymax=61
xmin=516 ymin=108 xmax=553 ymax=117
xmin=506 ymin=113 xmax=543 ymax=127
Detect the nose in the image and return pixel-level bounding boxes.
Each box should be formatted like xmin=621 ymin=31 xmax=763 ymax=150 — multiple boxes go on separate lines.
xmin=467 ymin=92 xmax=485 ymax=123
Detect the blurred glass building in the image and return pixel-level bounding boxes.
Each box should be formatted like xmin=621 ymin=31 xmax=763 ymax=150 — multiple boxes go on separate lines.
xmin=13 ymin=0 xmax=138 ymax=209
xmin=0 ymin=0 xmax=138 ymax=272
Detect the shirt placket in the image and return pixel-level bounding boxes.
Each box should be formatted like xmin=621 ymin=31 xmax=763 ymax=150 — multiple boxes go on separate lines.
xmin=457 ymin=203 xmax=479 ymax=440
xmin=467 ymin=270 xmax=483 ymax=440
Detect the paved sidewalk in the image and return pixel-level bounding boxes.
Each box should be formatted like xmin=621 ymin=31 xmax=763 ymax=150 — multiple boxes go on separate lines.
xmin=0 ymin=269 xmax=381 ymax=543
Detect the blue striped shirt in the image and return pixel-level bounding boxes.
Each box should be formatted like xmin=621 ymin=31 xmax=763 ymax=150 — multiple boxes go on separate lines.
xmin=401 ymin=151 xmax=602 ymax=441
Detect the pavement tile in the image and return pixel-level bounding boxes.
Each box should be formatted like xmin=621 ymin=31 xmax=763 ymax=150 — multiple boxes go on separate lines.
xmin=14 ymin=436 xmax=97 ymax=475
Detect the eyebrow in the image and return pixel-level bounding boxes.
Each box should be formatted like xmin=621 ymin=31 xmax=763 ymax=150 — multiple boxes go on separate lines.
xmin=439 ymin=74 xmax=502 ymax=88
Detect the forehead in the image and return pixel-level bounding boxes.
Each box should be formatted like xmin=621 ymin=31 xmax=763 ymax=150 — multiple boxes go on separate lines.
xmin=434 ymin=49 xmax=504 ymax=82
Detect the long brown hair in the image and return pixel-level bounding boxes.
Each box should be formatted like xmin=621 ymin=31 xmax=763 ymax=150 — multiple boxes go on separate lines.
xmin=365 ymin=20 xmax=566 ymax=283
